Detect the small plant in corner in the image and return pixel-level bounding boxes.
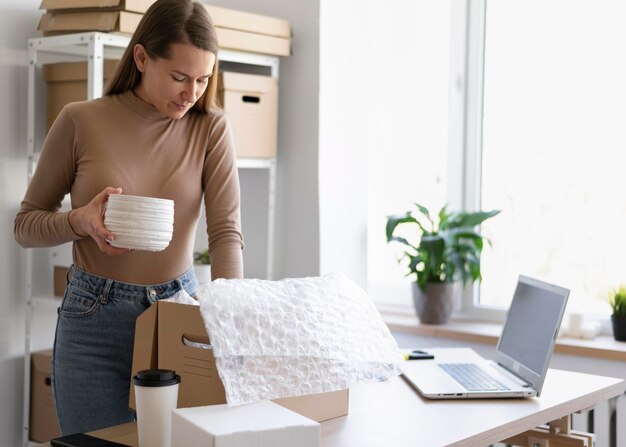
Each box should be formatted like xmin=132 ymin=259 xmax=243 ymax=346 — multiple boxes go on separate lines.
xmin=193 ymin=250 xmax=211 ymax=265
xmin=608 ymin=285 xmax=626 ymax=317
xmin=608 ymin=285 xmax=626 ymax=341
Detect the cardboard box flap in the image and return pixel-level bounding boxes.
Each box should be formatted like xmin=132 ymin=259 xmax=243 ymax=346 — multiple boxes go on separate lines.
xmin=43 ymin=59 xmax=119 ymax=82
xmin=204 ymin=4 xmax=291 ymax=38
xmin=38 ymin=11 xmax=142 ymax=33
xmin=218 ymin=71 xmax=277 ymax=94
xmin=128 ymin=300 xmax=159 ymax=410
xmin=31 ymin=350 xmax=53 ymax=375
xmin=40 ymin=0 xmax=154 ymax=14
xmin=274 ymin=390 xmax=349 ymax=423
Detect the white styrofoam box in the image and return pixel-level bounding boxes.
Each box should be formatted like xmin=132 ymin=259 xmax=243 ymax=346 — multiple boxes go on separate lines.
xmin=171 ymin=400 xmax=320 ymax=447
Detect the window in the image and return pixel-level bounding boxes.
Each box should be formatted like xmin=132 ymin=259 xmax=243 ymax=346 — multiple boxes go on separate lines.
xmin=468 ymin=0 xmax=626 ymax=319
xmin=367 ymin=0 xmax=451 ymax=307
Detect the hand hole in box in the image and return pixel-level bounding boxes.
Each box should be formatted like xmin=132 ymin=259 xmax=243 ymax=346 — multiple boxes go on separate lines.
xmin=182 ymin=334 xmax=212 ymax=350
xmin=242 ymin=95 xmax=260 ymax=103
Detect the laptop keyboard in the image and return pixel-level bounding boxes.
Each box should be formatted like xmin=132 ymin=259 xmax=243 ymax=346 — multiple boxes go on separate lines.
xmin=438 ymin=363 xmax=510 ymax=391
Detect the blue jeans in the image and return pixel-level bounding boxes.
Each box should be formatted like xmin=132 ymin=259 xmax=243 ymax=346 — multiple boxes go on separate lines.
xmin=52 ymin=265 xmax=197 ymax=436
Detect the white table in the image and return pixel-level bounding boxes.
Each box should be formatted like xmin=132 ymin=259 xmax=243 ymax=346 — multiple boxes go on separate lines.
xmin=42 ymin=348 xmax=625 ymax=447
xmin=321 ymin=348 xmax=625 ymax=446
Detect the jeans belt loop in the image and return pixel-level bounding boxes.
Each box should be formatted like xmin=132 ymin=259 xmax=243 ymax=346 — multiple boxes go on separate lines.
xmin=66 ymin=265 xmax=74 ymax=288
xmin=100 ymin=279 xmax=113 ymax=304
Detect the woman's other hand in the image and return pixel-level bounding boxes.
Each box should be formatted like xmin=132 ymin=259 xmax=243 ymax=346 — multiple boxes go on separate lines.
xmin=69 ymin=187 xmax=131 ymax=255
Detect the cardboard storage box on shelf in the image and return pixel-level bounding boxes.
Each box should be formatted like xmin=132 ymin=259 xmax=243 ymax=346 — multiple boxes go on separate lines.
xmin=38 ymin=1 xmax=292 ymax=56
xmin=171 ymin=401 xmax=320 ymax=447
xmin=37 ymin=0 xmax=153 ymax=35
xmin=40 ymin=0 xmax=155 ymax=14
xmin=214 ymin=28 xmax=291 ymax=57
xmin=43 ymin=59 xmax=119 ymax=131
xmin=54 ymin=265 xmax=70 ymax=297
xmin=38 ymin=10 xmax=143 ymax=35
xmin=204 ymin=4 xmax=291 ymax=56
xmin=30 ymin=350 xmax=60 ymax=442
xmin=218 ymin=71 xmax=278 ymax=159
xmin=129 ymin=301 xmax=349 ymax=422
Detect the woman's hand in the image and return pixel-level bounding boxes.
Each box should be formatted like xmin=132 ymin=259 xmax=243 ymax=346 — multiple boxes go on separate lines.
xmin=69 ymin=187 xmax=131 ymax=255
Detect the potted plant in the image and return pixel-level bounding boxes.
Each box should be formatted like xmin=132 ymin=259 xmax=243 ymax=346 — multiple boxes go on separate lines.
xmin=193 ymin=249 xmax=211 ymax=284
xmin=608 ymin=285 xmax=626 ymax=341
xmin=386 ymin=203 xmax=500 ymax=324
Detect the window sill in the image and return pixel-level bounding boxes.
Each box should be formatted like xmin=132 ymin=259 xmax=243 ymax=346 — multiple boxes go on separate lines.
xmin=381 ymin=305 xmax=626 ymax=362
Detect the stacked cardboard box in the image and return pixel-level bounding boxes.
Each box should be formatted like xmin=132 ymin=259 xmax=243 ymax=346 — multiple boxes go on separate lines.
xmin=36 ymin=1 xmax=292 ymax=56
xmin=37 ymin=0 xmax=154 ymax=35
xmin=204 ymin=5 xmax=291 ymax=57
xmin=30 ymin=350 xmax=60 ymax=443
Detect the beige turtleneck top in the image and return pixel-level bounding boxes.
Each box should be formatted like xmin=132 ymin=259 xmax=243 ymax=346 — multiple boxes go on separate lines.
xmin=14 ymin=90 xmax=244 ymax=283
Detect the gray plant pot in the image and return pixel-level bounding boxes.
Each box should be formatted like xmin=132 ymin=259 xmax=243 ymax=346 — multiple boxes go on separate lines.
xmin=412 ymin=282 xmax=457 ymax=324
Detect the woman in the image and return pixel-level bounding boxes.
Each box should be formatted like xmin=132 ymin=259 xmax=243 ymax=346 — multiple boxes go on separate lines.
xmin=14 ymin=0 xmax=243 ymax=435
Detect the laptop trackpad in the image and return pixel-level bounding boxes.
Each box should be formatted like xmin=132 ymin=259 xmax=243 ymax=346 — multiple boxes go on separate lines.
xmin=403 ymin=364 xmax=466 ymax=394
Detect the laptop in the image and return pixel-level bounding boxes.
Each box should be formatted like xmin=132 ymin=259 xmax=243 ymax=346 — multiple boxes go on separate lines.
xmin=402 ymin=275 xmax=569 ymax=399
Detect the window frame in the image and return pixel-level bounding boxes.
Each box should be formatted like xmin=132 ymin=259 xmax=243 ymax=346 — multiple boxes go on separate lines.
xmin=456 ymin=1 xmax=618 ymax=332
xmin=451 ymin=0 xmax=507 ymax=321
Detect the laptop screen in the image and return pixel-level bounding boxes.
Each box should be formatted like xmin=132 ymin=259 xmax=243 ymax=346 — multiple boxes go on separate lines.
xmin=495 ymin=276 xmax=569 ymax=389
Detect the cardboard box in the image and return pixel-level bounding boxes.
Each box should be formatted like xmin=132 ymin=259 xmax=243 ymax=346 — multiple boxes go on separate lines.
xmin=129 ymin=301 xmax=349 ymax=422
xmin=218 ymin=71 xmax=278 ymax=159
xmin=205 ymin=5 xmax=291 ymax=39
xmin=37 ymin=3 xmax=291 ymax=56
xmin=38 ymin=10 xmax=143 ymax=35
xmin=40 ymin=0 xmax=155 ymax=14
xmin=42 ymin=60 xmax=119 ymax=131
xmin=30 ymin=350 xmax=60 ymax=442
xmin=53 ymin=265 xmax=70 ymax=297
xmin=171 ymin=401 xmax=320 ymax=447
xmin=215 ymin=27 xmax=291 ymax=57
xmin=38 ymin=22 xmax=291 ymax=57
xmin=206 ymin=4 xmax=292 ymax=56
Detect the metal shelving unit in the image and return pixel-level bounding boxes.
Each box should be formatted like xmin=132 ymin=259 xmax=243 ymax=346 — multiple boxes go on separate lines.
xmin=23 ymin=32 xmax=279 ymax=447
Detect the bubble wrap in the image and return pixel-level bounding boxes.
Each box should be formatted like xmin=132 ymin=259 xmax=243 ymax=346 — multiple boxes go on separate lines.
xmin=196 ymin=272 xmax=405 ymax=405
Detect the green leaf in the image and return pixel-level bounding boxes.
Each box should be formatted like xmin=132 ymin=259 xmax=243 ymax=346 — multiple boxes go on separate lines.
xmin=452 ymin=210 xmax=501 ymax=228
xmin=193 ymin=250 xmax=211 ymax=265
xmin=438 ymin=204 xmax=451 ymax=230
xmin=385 ymin=212 xmax=427 ymax=243
xmin=413 ymin=203 xmax=434 ymax=228
xmin=386 ymin=213 xmax=416 ymax=241
xmin=609 ymin=285 xmax=626 ymax=316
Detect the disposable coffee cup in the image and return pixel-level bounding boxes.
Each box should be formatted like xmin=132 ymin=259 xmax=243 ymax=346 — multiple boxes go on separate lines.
xmin=133 ymin=369 xmax=181 ymax=447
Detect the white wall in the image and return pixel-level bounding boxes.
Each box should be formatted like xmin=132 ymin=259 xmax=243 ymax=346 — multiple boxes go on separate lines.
xmin=318 ymin=0 xmax=370 ymax=287
xmin=1 ymin=2 xmax=42 ymax=446
xmin=205 ymin=0 xmax=370 ymax=286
